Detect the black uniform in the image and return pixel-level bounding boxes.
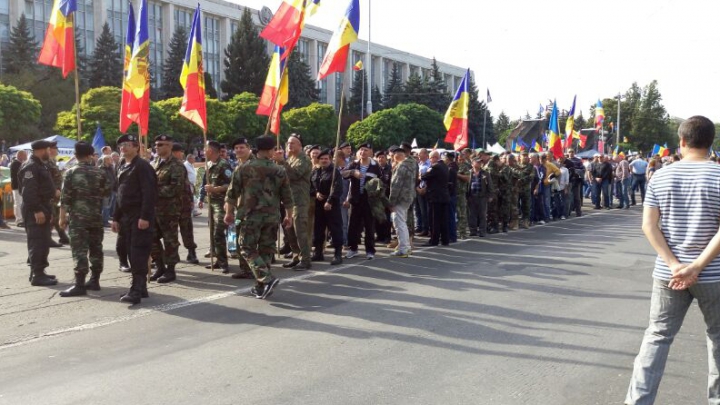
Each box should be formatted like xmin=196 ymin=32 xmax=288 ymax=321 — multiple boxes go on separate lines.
xmin=375 ymin=162 xmax=392 ymax=243
xmin=19 ymin=155 xmax=56 ymax=285
xmin=114 ymin=155 xmax=157 ymax=280
xmin=343 ymin=159 xmax=382 ymax=255
xmin=422 ymin=160 xmax=450 ymax=246
xmin=311 ymin=163 xmax=343 ymax=257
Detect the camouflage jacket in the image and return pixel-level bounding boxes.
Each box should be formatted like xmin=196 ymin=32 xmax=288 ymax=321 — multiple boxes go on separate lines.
xmin=226 ymin=156 xmax=293 ymax=222
xmin=205 ymin=158 xmax=232 ymax=205
xmin=281 ymin=153 xmax=312 ymax=207
xmin=61 ymin=161 xmax=110 ymax=228
xmin=152 ymin=155 xmax=187 ymax=217
xmin=516 ymin=163 xmax=536 ymax=190
xmin=484 ymin=160 xmax=501 ymax=196
xmin=46 ymin=158 xmax=63 ymax=204
xmin=365 ymin=177 xmax=390 ymax=224
xmin=457 ymin=160 xmax=472 ymax=196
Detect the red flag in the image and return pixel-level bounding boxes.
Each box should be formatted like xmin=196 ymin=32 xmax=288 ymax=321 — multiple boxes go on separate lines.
xmin=37 ymin=0 xmax=77 ymax=78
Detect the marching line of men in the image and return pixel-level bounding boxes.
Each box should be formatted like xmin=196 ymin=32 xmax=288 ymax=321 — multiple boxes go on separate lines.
xmin=17 ymin=131 xmax=587 ymax=306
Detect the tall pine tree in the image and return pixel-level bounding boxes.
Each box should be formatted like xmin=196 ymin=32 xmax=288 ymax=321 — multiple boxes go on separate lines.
xmin=161 ymin=27 xmax=188 ymax=99
xmin=5 ymin=14 xmax=38 ymax=74
xmin=348 ymin=69 xmax=367 ymax=117
xmin=370 ymin=85 xmax=382 ymax=112
xmin=204 ymin=72 xmax=218 ymax=99
xmin=221 ymin=8 xmax=269 ymax=99
xmin=88 ymin=22 xmax=121 ymax=88
xmin=425 ymin=58 xmax=449 ymax=113
xmin=381 ymin=62 xmax=403 ymax=109
xmin=286 ymin=51 xmax=318 ymax=109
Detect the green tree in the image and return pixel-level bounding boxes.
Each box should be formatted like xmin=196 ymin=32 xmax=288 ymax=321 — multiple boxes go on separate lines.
xmin=224 ymin=92 xmax=268 ymax=139
xmin=221 ymin=8 xmax=269 ymax=99
xmin=280 ymin=103 xmax=338 ymax=147
xmin=204 ymin=72 xmax=218 ymax=99
xmin=403 ymin=73 xmax=428 ymax=107
xmin=0 ymin=84 xmax=42 ymax=142
xmin=155 ymin=97 xmax=232 ymax=143
xmin=348 ymin=69 xmax=367 ymax=117
xmin=630 ymin=80 xmax=671 ymax=150
xmin=88 ymin=22 xmax=122 ymax=89
xmin=575 ymin=111 xmax=587 ymax=130
xmin=467 ymin=73 xmax=494 ymax=147
xmin=346 ymin=108 xmax=410 ymax=151
xmin=381 ymin=62 xmax=403 ymax=109
xmin=286 ymin=51 xmax=319 ymax=109
xmin=370 ymin=85 xmax=383 ymax=111
xmin=4 ymin=14 xmax=38 ymax=74
xmin=161 ymin=27 xmax=188 ymax=99
xmin=425 ymin=57 xmax=449 ymax=113
xmin=495 ymin=111 xmax=511 ymax=134
xmin=394 ymin=103 xmax=445 ymax=148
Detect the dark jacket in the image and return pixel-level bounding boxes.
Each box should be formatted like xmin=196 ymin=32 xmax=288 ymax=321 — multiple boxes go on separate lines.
xmin=18 ymin=155 xmax=55 ymax=220
xmin=591 ymin=161 xmax=613 ymax=181
xmin=10 ymin=158 xmax=22 ymax=190
xmin=312 ymin=164 xmax=343 ymax=206
xmin=113 ymin=155 xmax=157 ymax=222
xmin=422 ymin=160 xmax=450 ymax=204
xmin=342 ymin=159 xmax=381 ymax=205
xmin=447 ymin=161 xmax=458 ymax=197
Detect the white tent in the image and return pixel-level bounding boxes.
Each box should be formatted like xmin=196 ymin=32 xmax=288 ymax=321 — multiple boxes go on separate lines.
xmin=9 ymin=135 xmax=77 ymax=157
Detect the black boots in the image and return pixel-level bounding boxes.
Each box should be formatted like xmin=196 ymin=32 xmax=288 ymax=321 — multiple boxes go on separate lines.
xmin=85 ymin=271 xmax=101 ymax=291
xmin=278 ymin=244 xmax=291 ymax=255
xmin=30 ymin=268 xmax=58 ymax=286
xmin=330 ymin=248 xmax=342 ymax=265
xmin=120 ymin=274 xmax=147 ymax=305
xmin=282 ymin=257 xmax=300 ymax=268
xmin=157 ymin=264 xmax=176 ymax=283
xmin=311 ymin=247 xmax=324 ymax=262
xmin=149 ymin=258 xmax=166 ymax=281
xmin=502 ymin=222 xmax=508 ymax=233
xmin=186 ymin=249 xmax=199 ymax=264
xmin=60 ymin=274 xmax=87 ymax=297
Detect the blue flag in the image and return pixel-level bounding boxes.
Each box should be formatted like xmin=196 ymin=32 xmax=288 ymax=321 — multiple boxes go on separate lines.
xmin=92 ymin=125 xmax=106 ymax=153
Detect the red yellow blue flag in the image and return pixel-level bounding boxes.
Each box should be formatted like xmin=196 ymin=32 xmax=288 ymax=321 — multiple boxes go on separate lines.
xmin=260 ymin=0 xmax=307 ymax=56
xmin=179 ymin=4 xmax=207 ymax=131
xmin=317 ymin=0 xmax=359 ymax=80
xmin=444 ymin=69 xmax=470 ymax=151
xmin=119 ymin=1 xmax=135 ymax=133
xmin=595 ymin=99 xmax=605 ymax=129
xmin=257 ymin=46 xmax=288 ymax=117
xmin=37 ymin=0 xmax=76 ymax=77
xmin=548 ymin=100 xmax=563 ymax=158
xmin=565 ymin=95 xmax=576 ymax=139
xmin=123 ymin=0 xmax=150 ymax=136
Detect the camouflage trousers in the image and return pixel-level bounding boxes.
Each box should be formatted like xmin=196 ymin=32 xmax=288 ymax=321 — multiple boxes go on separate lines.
xmin=179 ymin=212 xmax=197 ymax=250
xmin=151 ymin=215 xmax=180 ymax=267
xmin=307 ymin=203 xmax=315 ymax=243
xmin=285 ymin=205 xmax=311 ymax=264
xmin=457 ymin=194 xmax=468 ymax=238
xmin=233 ymin=221 xmax=253 ymax=275
xmin=498 ymin=192 xmax=513 ymax=224
xmin=210 ymin=203 xmax=228 ymax=265
xmin=509 ymin=191 xmax=519 ymax=223
xmin=238 ymin=215 xmax=279 ymax=284
xmin=69 ymin=225 xmax=104 ymax=276
xmin=519 ymin=188 xmax=532 ymax=219
xmin=487 ymin=194 xmax=499 ymax=229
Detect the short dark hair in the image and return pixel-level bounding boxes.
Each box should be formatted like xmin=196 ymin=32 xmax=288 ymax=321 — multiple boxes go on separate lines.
xmin=678 ymin=115 xmax=715 ymax=149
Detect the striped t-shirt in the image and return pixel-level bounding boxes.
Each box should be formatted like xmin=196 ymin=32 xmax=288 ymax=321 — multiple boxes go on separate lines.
xmin=645 ymin=161 xmax=720 ymax=283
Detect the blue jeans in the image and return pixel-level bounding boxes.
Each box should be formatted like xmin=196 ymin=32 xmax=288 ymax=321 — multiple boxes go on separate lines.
xmin=602 ymin=180 xmax=611 ymax=208
xmin=626 ymin=279 xmax=720 ymax=404
xmin=619 ymin=178 xmax=631 ymax=208
xmin=631 ymin=174 xmax=647 ymax=205
xmin=415 ymin=194 xmax=429 ymax=232
xmin=542 ymin=186 xmax=551 ymax=221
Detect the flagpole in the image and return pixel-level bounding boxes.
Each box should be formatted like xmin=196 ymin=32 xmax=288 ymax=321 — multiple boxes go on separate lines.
xmin=329 ymin=70 xmax=347 ymax=199
xmin=71 ymin=15 xmax=82 ymax=141
xmin=617 ymin=92 xmax=621 ymax=147
xmin=360 ymin=69 xmax=365 ymax=120
xmin=482 ymin=107 xmax=487 ymax=149
xmin=365 ymin=0 xmax=372 ymax=117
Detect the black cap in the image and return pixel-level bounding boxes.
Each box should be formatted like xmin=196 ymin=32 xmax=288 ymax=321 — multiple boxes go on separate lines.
xmin=231 ymin=137 xmax=248 ymax=148
xmin=358 ymin=142 xmax=372 ymax=150
xmin=255 ymin=135 xmax=276 ymax=151
xmin=74 ymin=141 xmax=94 ymax=157
xmin=206 ymin=140 xmax=221 ymax=151
xmin=374 ymin=150 xmax=386 ymax=158
xmin=400 ymin=141 xmax=412 ymax=151
xmin=48 ymin=140 xmax=58 ymax=149
xmin=390 ymin=145 xmax=406 ymax=153
xmin=317 ymin=148 xmax=332 ymax=159
xmin=289 ymin=133 xmax=303 ymax=145
xmin=444 ymin=151 xmax=456 ymax=159
xmin=31 ymin=140 xmax=53 ymax=150
xmin=339 ymin=141 xmax=351 ymax=149
xmin=171 ymin=143 xmax=184 ymax=152
xmin=308 ymin=144 xmax=321 ymax=152
xmin=117 ymin=134 xmax=139 ymax=144
xmin=154 ymin=134 xmax=173 ymax=143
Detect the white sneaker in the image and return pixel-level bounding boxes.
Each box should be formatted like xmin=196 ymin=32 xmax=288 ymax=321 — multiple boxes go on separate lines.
xmin=538 ymin=220 xmax=546 ymax=225
xmin=560 ymin=216 xmax=566 ymax=220
xmin=389 ymin=250 xmax=408 ymax=258
xmin=366 ymin=253 xmax=374 ymax=260
xmin=345 ymin=250 xmax=359 ymax=259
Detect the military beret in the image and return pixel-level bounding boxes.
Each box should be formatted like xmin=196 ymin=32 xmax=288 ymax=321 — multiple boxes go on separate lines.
xmin=317 ymin=148 xmax=332 ymax=159
xmin=444 ymin=151 xmax=456 ymax=159
xmin=289 ymin=133 xmax=303 ymax=145
xmin=462 ymin=148 xmax=473 ymax=155
xmin=255 ymin=135 xmax=276 ymax=151
xmin=339 ymin=141 xmax=351 ymax=149
xmin=154 ymin=134 xmax=173 ymax=142
xmin=308 ymin=144 xmax=321 ymax=152
xmin=374 ymin=150 xmax=386 ymax=158
xmin=171 ymin=143 xmax=184 ymax=152
xmin=74 ymin=141 xmax=94 ymax=157
xmin=231 ymin=137 xmax=248 ymax=148
xmin=206 ymin=140 xmax=221 ymax=151
xmin=475 ymin=148 xmax=486 ymax=154
xmin=31 ymin=140 xmax=53 ymax=150
xmin=358 ymin=142 xmax=373 ymax=150
xmin=220 ymin=143 xmax=228 ymax=150
xmin=48 ymin=140 xmax=58 ymax=149
xmin=117 ymin=134 xmax=139 ymax=144
xmin=390 ymin=145 xmax=406 ymax=153
xmin=400 ymin=141 xmax=412 ymax=150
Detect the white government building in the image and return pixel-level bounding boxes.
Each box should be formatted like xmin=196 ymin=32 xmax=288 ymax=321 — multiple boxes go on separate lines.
xmin=0 ymin=0 xmax=467 ymax=110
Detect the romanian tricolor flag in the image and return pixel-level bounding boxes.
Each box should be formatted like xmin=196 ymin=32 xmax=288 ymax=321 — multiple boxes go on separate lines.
xmin=353 ymin=60 xmax=363 ymax=71
xmin=565 ymin=95 xmax=576 ymax=139
xmin=179 ymin=4 xmax=206 ymax=131
xmin=595 ymin=99 xmax=605 ymax=129
xmin=547 ymin=100 xmax=563 ymax=158
xmin=37 ymin=0 xmax=77 ymax=78
xmin=123 ymin=0 xmax=150 ymax=136
xmin=443 ymin=69 xmax=470 ymax=151
xmin=307 ymin=0 xmax=321 ymax=16
xmin=257 ymin=46 xmax=287 ymax=117
xmin=269 ymin=68 xmax=288 ymax=135
xmin=317 ymin=0 xmax=359 ymax=80
xmin=533 ymin=139 xmax=543 ymax=152
xmin=260 ymin=0 xmax=307 ymax=56
xmin=119 ymin=2 xmax=135 ymax=134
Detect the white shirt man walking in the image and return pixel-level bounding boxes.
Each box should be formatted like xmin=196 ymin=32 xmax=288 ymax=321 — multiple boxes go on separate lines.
xmin=626 ymin=115 xmax=720 ymax=404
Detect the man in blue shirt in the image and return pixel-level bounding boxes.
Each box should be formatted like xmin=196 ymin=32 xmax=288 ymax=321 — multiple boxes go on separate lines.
xmin=629 ymin=156 xmax=649 ymax=205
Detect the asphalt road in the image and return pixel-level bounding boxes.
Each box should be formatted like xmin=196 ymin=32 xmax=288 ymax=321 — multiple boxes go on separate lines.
xmin=0 ymin=207 xmax=711 ymax=404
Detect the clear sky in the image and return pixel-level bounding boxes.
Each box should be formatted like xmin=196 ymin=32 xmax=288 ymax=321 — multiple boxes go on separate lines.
xmin=239 ymin=0 xmax=720 ymax=123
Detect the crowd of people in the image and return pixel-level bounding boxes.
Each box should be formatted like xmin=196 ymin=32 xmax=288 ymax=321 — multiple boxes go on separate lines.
xmin=8 ymin=130 xmax=693 ymax=305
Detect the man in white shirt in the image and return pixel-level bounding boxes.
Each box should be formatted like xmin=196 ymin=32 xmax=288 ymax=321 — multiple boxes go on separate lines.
xmin=184 ymin=154 xmax=200 ymax=216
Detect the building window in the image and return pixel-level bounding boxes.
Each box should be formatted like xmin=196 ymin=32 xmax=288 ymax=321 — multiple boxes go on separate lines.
xmin=382 ymin=58 xmax=394 ymax=89
xmin=203 ymin=14 xmax=220 ymax=94
xmin=75 ymin=0 xmax=94 ymax=56
xmin=174 ymin=7 xmax=192 ymax=31
xmin=335 ymin=72 xmax=342 ymax=107
xmin=230 ymin=21 xmax=237 ymax=36
xmin=297 ymin=38 xmax=309 ymax=63
xmin=26 ymin=0 xmax=53 ymax=52
xmin=107 ymin=0 xmax=127 ymax=51
xmin=409 ymin=65 xmax=419 ymax=77
xmin=0 ymin=0 xmax=9 ymax=44
xmin=148 ymin=1 xmax=162 ymax=89
xmin=352 ymin=50 xmax=364 ymax=81
xmin=316 ymin=41 xmax=327 ymax=104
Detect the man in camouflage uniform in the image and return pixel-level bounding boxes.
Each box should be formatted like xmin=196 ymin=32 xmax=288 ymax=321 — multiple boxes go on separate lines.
xmin=456 ymin=148 xmax=472 ymax=239
xmin=496 ymin=155 xmax=514 ymax=233
xmin=58 ymin=142 xmax=110 ymax=297
xmin=172 ymin=144 xmax=198 ymax=264
xmin=275 ymin=134 xmax=312 ymax=270
xmin=199 ymin=141 xmax=232 ymax=273
xmin=149 ymin=135 xmax=187 ymax=283
xmin=484 ymin=155 xmax=502 ymax=234
xmin=47 ymin=143 xmax=69 ymax=246
xmin=226 ymin=137 xmax=254 ymax=279
xmin=517 ymin=151 xmax=535 ymax=229
xmin=224 ymin=135 xmax=293 ymax=300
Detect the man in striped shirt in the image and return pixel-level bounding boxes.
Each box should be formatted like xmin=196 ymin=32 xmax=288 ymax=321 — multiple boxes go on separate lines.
xmin=626 ymin=116 xmax=720 ymax=404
